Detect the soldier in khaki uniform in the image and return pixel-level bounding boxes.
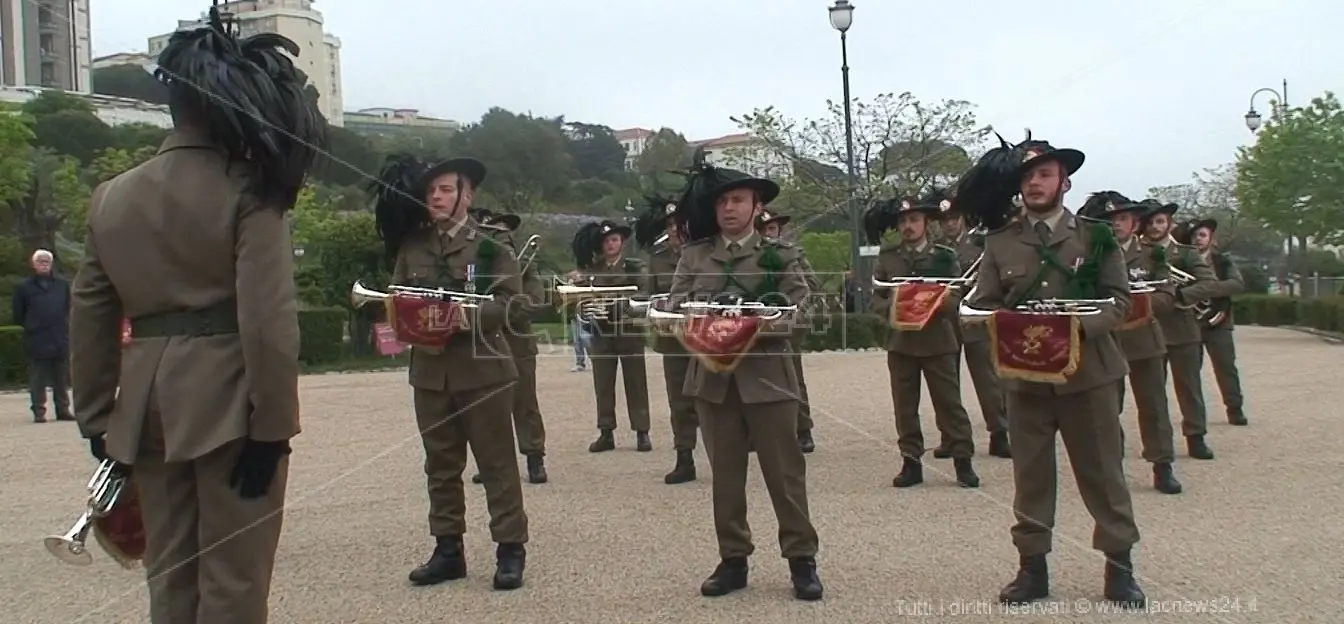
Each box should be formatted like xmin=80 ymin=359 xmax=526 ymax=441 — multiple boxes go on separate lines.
xmin=571 ymin=221 xmax=653 ymax=452
xmin=1139 ymin=201 xmax=1222 ymax=460
xmin=958 ymin=136 xmax=1144 ymax=607
xmin=68 ymin=15 xmax=323 ymax=621
xmin=374 ymin=155 xmax=529 ymax=591
xmin=938 ymin=198 xmax=1010 ymax=458
xmin=1079 ymin=193 xmax=1181 ymax=494
xmin=665 ymin=158 xmax=822 ymax=601
xmin=867 ymin=195 xmax=980 ymax=488
xmin=469 ymin=209 xmax=548 ymax=485
xmin=757 ymin=209 xmax=817 ymax=453
xmin=635 ymin=197 xmax=701 ymax=483
xmin=1179 ymin=218 xmax=1249 ymax=426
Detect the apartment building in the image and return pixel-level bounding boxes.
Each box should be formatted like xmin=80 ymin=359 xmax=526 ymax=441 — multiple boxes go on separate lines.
xmin=0 ymin=0 xmax=92 ymax=92
xmin=343 ymin=107 xmax=460 ymax=138
xmin=147 ymin=0 xmax=343 ymax=125
xmin=615 ymin=127 xmax=788 ymax=178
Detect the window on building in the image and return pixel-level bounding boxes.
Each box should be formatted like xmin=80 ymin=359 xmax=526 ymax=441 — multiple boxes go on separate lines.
xmin=41 ymin=64 xmax=56 ymax=85
xmin=39 ymin=34 xmax=55 ymax=54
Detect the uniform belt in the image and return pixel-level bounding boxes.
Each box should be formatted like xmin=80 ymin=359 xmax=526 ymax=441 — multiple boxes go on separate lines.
xmin=130 ymin=302 xmax=239 ymax=337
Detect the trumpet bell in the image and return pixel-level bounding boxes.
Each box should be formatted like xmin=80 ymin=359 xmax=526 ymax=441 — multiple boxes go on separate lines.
xmin=44 ymin=535 xmax=93 ymax=566
xmin=350 ymin=281 xmax=388 ymax=308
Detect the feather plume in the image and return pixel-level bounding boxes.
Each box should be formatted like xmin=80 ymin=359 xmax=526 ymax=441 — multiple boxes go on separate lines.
xmin=572 ymin=222 xmax=605 ymax=269
xmin=952 ymin=129 xmax=1031 ymax=232
xmin=154 ymin=2 xmax=328 ymax=207
xmin=1077 ymin=190 xmax=1133 ymax=220
xmin=674 ymin=146 xmax=726 ymax=242
xmin=863 ymin=199 xmax=902 ymax=245
xmin=634 ymin=195 xmax=675 ymax=250
xmin=370 ymin=153 xmax=430 ymax=261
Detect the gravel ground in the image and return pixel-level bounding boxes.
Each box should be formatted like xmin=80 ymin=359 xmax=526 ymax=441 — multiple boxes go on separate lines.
xmin=2 ymin=325 xmax=1339 ymax=624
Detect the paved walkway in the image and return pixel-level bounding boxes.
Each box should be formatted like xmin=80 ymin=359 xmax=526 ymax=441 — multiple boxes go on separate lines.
xmin=1 ymin=326 xmax=1336 ymax=623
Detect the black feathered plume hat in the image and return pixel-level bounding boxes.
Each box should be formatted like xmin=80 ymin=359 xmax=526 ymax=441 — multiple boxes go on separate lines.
xmin=572 ymin=220 xmax=632 ymax=269
xmin=862 ymin=191 xmax=943 ymax=245
xmin=370 ymin=153 xmax=431 ymax=262
xmin=755 ymin=209 xmax=792 ymax=230
xmin=1077 ymin=190 xmax=1144 ymax=221
xmin=420 ymin=157 xmax=487 ymax=192
xmin=154 ymin=1 xmax=327 ymax=206
xmin=471 ymin=207 xmax=521 ymax=231
xmin=634 ymin=195 xmax=678 ymax=250
xmin=674 ymin=147 xmax=780 ymax=241
xmin=953 ymin=129 xmax=1085 ymax=232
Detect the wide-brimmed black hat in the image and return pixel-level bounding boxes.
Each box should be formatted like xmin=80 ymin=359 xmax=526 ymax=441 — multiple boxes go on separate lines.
xmin=1190 ymin=218 xmax=1217 ymax=234
xmin=756 ymin=209 xmax=791 ymax=229
xmin=896 ymin=197 xmax=943 ymax=217
xmin=705 ymin=167 xmax=780 ymax=205
xmin=1138 ymin=198 xmax=1178 ymax=218
xmin=597 ymin=219 xmax=632 ymax=239
xmin=1077 ymin=190 xmax=1145 ymax=221
xmin=420 ymin=157 xmax=486 ymax=190
xmin=1016 ymin=140 xmax=1085 ymax=178
xmin=1172 ymin=218 xmax=1217 ymax=245
xmin=474 ymin=208 xmax=521 ymax=231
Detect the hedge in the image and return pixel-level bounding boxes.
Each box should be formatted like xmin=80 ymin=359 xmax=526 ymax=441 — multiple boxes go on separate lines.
xmin=297 ymin=307 xmax=346 ymax=364
xmin=0 ymin=325 xmax=23 ymax=385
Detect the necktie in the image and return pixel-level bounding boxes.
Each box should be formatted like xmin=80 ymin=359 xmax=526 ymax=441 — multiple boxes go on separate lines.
xmin=1034 ymin=220 xmax=1051 ymax=242
xmin=728 ymin=242 xmax=740 ymax=253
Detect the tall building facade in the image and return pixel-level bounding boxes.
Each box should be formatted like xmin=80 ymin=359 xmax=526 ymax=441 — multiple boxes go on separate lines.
xmin=147 ymin=0 xmax=343 ymax=126
xmin=0 ymin=0 xmax=93 ymax=92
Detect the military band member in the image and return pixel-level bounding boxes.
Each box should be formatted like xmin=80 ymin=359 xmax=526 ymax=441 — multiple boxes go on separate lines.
xmin=1139 ymin=201 xmax=1222 ymax=459
xmin=957 ymin=134 xmax=1144 ymax=607
xmin=572 ymin=221 xmax=653 ymax=452
xmin=68 ymin=10 xmax=325 ymax=621
xmin=1178 ymin=218 xmax=1249 ymax=426
xmin=757 ymin=209 xmax=817 ymax=453
xmin=373 ymin=155 xmax=529 ymax=590
xmin=666 ymin=154 xmax=822 ymax=601
xmin=469 ymin=209 xmax=548 ymax=485
xmin=939 ymin=195 xmax=1010 ymax=458
xmin=867 ymin=194 xmax=980 ymax=488
xmin=635 ymin=197 xmax=701 ymax=483
xmin=1079 ymin=193 xmax=1181 ymax=494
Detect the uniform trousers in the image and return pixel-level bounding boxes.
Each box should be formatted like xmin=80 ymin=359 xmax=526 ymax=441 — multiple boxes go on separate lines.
xmin=589 ymin=335 xmax=650 ymax=431
xmin=1119 ymin=356 xmax=1176 ymax=463
xmin=1166 ymin=343 xmax=1209 ymax=436
xmin=414 ymin=383 xmax=528 ymax=543
xmin=1007 ymin=385 xmax=1140 ymax=555
xmin=887 ymin=351 xmax=974 ymax=459
xmin=697 ymin=378 xmax=818 ymax=559
xmin=661 ymin=347 xmax=699 ymax=451
xmin=1201 ymin=329 xmax=1244 ymax=414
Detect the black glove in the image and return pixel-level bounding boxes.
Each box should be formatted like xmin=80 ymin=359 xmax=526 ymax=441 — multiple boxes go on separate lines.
xmin=89 ymin=435 xmax=109 ymax=462
xmin=229 ymin=439 xmax=291 ymax=500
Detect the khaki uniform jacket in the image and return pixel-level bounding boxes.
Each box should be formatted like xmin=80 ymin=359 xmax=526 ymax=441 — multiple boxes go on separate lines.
xmin=870 ymin=242 xmax=963 ymax=357
xmin=581 ymin=255 xmax=646 ymax=336
xmin=946 ymin=231 xmax=988 ymax=342
xmin=1203 ymin=251 xmax=1245 ymax=329
xmin=669 ymin=234 xmax=809 ymax=404
xmin=490 ymin=227 xmax=547 ymax=356
xmin=1116 ymin=237 xmax=1176 ymax=361
xmin=393 ymin=219 xmax=523 ymax=393
xmin=70 ymin=130 xmax=301 ymax=463
xmin=1145 ymin=238 xmax=1220 ymax=346
xmin=968 ymin=212 xmax=1131 ymax=395
xmin=645 ymin=244 xmax=681 ymax=353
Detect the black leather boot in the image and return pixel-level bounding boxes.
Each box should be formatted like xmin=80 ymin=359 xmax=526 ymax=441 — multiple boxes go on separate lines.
xmin=55 ymin=411 xmax=75 ymax=421
xmin=493 ymin=543 xmax=526 ymax=590
xmin=954 ymin=458 xmax=981 ymax=488
xmin=588 ymin=429 xmax=615 ymax=453
xmin=408 ymin=535 xmax=467 ymax=585
xmin=32 ymin=408 xmax=46 ymax=424
xmin=1227 ymin=408 xmax=1248 ymax=426
xmin=525 ymin=454 xmax=547 ymax=484
xmin=664 ymin=450 xmax=697 ymax=484
xmin=989 ymin=431 xmax=1011 ymax=458
xmin=1103 ymin=550 xmax=1146 ymax=608
xmin=1152 ymin=462 xmax=1182 ymax=494
xmin=932 ymin=446 xmax=950 ymax=459
xmin=798 ymin=430 xmax=815 ymax=453
xmin=998 ymin=554 xmax=1049 ymax=604
xmin=700 ymin=557 xmax=748 ymax=596
xmin=1186 ymin=435 xmax=1214 ymax=460
xmin=892 ymin=457 xmax=923 ymax=488
xmin=788 ymin=556 xmax=824 ymax=601
xmin=636 ymin=431 xmax=652 ymax=452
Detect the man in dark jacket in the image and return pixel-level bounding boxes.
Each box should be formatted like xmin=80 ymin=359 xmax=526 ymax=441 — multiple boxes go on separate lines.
xmin=12 ymin=248 xmax=73 ymax=423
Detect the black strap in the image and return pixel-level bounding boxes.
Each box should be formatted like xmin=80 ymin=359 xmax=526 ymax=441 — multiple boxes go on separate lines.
xmin=130 ymin=301 xmax=239 ymax=337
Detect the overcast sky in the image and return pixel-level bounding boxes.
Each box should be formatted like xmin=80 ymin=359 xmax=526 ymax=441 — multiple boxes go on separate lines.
xmin=93 ymin=0 xmax=1339 ymax=201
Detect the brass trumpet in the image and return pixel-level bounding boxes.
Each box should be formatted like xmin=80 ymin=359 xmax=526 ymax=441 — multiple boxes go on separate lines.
xmin=44 ymin=459 xmax=126 ymax=566
xmin=676 ymin=300 xmax=797 ymax=321
xmin=1167 ymin=265 xmax=1213 ymax=314
xmin=1129 ymin=279 xmax=1169 ymax=294
xmin=625 ymin=293 xmax=670 ymax=312
xmin=516 ymin=234 xmax=541 ymax=273
xmin=350 ymin=281 xmax=493 ymax=309
xmin=960 ymin=297 xmax=1117 ymax=318
xmin=873 ymin=254 xmax=983 ymax=289
xmin=555 ymin=283 xmax=641 ymax=321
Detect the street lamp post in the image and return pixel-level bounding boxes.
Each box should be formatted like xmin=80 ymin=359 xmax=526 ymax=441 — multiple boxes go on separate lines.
xmin=1243 ymin=79 xmax=1288 ymax=132
xmin=829 ymin=0 xmax=862 ymax=311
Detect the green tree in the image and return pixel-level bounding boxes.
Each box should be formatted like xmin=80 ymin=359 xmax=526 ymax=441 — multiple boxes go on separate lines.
xmin=0 ymin=113 xmax=35 ymax=209
xmin=733 ymin=92 xmax=991 ymax=223
xmin=313 ymin=126 xmax=384 ymax=188
xmin=20 ymin=90 xmax=95 ymax=117
xmin=10 ymin=148 xmax=90 ymax=255
xmin=563 ymin=121 xmax=626 ymax=180
xmin=1236 ymin=92 xmax=1344 ymax=249
xmin=635 ymin=127 xmax=691 ymax=190
xmin=109 ymin=122 xmax=169 ymax=151
xmin=91 ymin=64 xmax=169 ymax=104
xmin=88 ymin=145 xmax=158 ymax=184
xmin=454 ymin=108 xmax=574 ymax=214
xmin=796 ymin=231 xmax=850 ymax=291
xmin=30 ymin=109 xmax=115 ymax=165
xmin=1148 ymin=164 xmax=1283 ymax=263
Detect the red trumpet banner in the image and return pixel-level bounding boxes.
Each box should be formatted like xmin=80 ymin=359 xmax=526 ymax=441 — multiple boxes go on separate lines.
xmin=1120 ymin=292 xmax=1153 ymax=330
xmin=988 ymin=310 xmax=1082 ymax=384
xmin=383 ymin=295 xmax=466 ymax=348
xmin=371 ymin=322 xmax=406 ymax=356
xmin=890 ymin=283 xmax=949 ymax=331
xmin=93 ymin=477 xmax=146 ymax=569
xmin=676 ymin=314 xmax=763 ymax=374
